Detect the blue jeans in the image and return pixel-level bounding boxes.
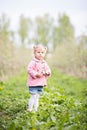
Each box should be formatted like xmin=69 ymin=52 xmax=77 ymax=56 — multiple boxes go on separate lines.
xmin=29 ymin=86 xmax=43 ymax=94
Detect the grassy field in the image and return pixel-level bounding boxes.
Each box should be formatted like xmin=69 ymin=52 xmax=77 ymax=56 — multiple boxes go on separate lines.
xmin=0 ymin=69 xmax=87 ymax=130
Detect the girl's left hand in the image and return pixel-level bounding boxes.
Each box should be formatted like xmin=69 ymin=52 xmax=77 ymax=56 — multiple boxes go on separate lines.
xmin=42 ymin=71 xmax=50 ymax=76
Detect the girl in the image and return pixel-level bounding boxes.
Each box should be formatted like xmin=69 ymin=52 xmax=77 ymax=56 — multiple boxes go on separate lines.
xmin=27 ymin=45 xmax=51 ymax=112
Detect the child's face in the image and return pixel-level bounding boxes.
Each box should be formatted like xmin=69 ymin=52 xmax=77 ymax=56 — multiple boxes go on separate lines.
xmin=34 ymin=47 xmax=46 ymax=60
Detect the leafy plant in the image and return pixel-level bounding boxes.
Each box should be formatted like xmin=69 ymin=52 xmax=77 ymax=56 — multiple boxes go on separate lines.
xmin=0 ymin=69 xmax=87 ymax=130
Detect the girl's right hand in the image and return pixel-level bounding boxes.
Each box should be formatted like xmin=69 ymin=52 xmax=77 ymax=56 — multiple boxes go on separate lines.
xmin=36 ymin=73 xmax=43 ymax=78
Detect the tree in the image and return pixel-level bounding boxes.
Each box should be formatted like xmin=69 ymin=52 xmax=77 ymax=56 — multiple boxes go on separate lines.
xmin=34 ymin=14 xmax=53 ymax=47
xmin=0 ymin=14 xmax=11 ymax=41
xmin=18 ymin=15 xmax=32 ymax=45
xmin=79 ymin=35 xmax=87 ymax=49
xmin=52 ymin=13 xmax=75 ymax=49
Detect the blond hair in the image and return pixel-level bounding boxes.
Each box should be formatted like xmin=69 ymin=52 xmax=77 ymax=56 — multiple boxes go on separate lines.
xmin=33 ymin=45 xmax=47 ymax=53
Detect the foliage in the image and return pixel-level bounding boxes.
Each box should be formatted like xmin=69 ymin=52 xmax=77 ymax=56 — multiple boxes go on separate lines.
xmin=18 ymin=14 xmax=32 ymax=44
xmin=0 ymin=39 xmax=32 ymax=81
xmin=0 ymin=69 xmax=87 ymax=130
xmin=52 ymin=14 xmax=75 ymax=49
xmin=0 ymin=39 xmax=14 ymax=80
xmin=34 ymin=14 xmax=53 ymax=46
xmin=50 ymin=42 xmax=87 ymax=79
xmin=0 ymin=14 xmax=12 ymax=41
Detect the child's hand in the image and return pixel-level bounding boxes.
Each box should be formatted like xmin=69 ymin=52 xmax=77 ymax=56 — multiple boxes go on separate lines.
xmin=36 ymin=73 xmax=43 ymax=78
xmin=45 ymin=71 xmax=50 ymax=76
xmin=42 ymin=71 xmax=50 ymax=76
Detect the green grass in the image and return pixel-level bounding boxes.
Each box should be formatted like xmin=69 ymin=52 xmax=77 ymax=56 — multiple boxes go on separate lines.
xmin=0 ymin=69 xmax=87 ymax=130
